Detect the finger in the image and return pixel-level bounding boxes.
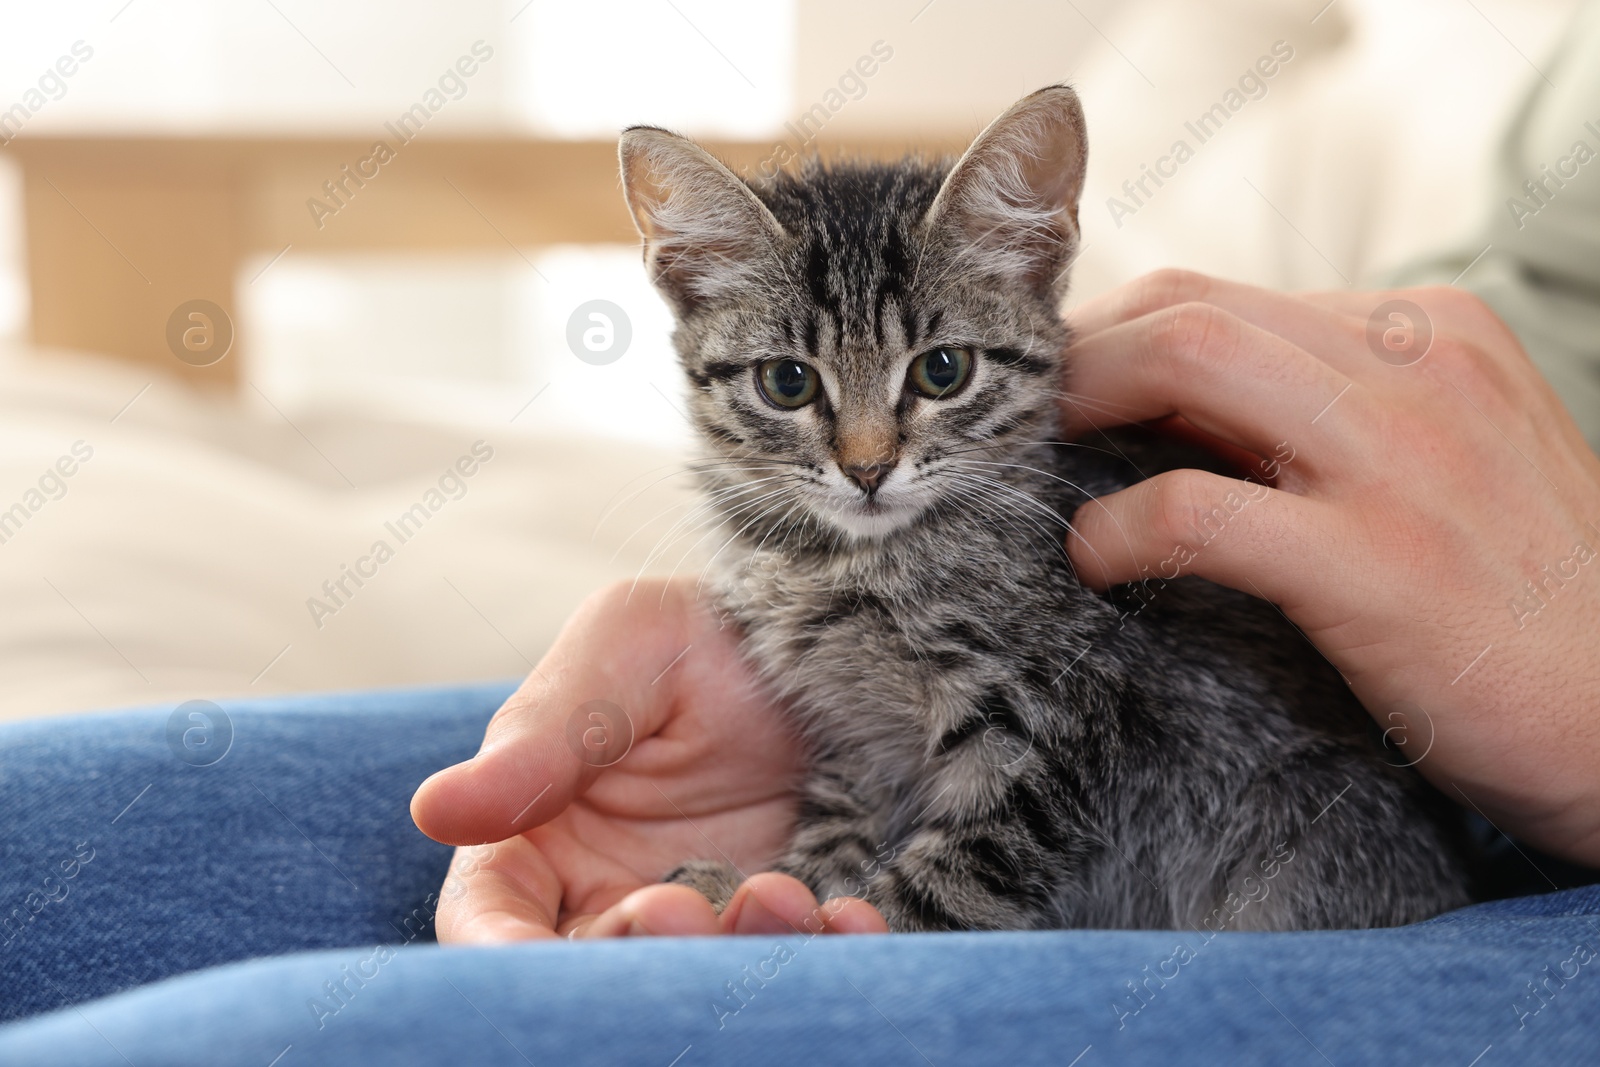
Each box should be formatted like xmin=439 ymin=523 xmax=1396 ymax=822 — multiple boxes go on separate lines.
xmin=1298 ymin=290 xmax=1389 ymax=316
xmin=1070 ymin=269 xmax=1223 ymax=337
xmin=1069 ymin=270 xmax=1373 ymax=375
xmin=1302 ymin=287 xmax=1527 ymax=355
xmin=448 ymin=910 xmax=555 ymax=944
xmin=719 ymin=873 xmax=818 ymax=934
xmin=1059 ymin=303 xmax=1366 ymax=466
xmin=411 ymin=579 xmax=701 ymax=845
xmin=814 ymin=897 xmax=892 ymax=934
xmin=435 ymin=835 xmax=565 ymax=944
xmin=1066 ymin=468 xmax=1342 ymax=613
xmin=721 ymin=874 xmax=890 ymax=935
xmin=1299 ymin=288 xmax=1453 ymax=318
xmin=564 ymin=884 xmax=722 ymax=939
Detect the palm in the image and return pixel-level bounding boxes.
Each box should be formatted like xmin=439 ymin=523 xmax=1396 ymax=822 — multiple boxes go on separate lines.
xmin=414 ymin=579 xmax=873 ymax=940
xmin=519 ymin=660 xmax=803 ymax=926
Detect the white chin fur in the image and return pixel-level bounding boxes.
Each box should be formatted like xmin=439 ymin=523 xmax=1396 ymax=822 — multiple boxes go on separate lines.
xmin=818 ymin=495 xmax=925 ymax=540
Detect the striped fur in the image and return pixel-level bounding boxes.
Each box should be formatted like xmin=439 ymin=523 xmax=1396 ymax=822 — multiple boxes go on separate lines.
xmin=620 ymin=87 xmax=1470 ymax=931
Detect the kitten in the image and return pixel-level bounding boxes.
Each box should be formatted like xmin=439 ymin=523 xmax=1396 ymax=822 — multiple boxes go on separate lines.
xmin=617 ymin=86 xmax=1471 ymax=932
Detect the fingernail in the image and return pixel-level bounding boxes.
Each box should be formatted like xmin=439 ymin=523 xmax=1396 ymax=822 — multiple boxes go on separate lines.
xmin=818 ymin=897 xmax=849 ymax=918
xmin=731 ymin=892 xmax=790 ymax=936
xmin=624 ymin=916 xmax=653 ymax=937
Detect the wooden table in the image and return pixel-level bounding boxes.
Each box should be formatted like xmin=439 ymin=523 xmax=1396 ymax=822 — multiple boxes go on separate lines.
xmin=2 ymin=134 xmax=966 ymax=387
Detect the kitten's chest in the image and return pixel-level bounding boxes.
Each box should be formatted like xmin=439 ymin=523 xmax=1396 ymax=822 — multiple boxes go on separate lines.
xmin=718 ymin=553 xmax=939 ymax=706
xmin=711 ymin=543 xmax=1055 ymax=762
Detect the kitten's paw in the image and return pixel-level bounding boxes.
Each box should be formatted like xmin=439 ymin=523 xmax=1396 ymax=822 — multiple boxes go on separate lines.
xmin=663 ymin=860 xmax=743 ymax=914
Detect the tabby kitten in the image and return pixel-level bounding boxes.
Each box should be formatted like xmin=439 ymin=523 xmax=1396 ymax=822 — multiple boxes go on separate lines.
xmin=618 ymin=86 xmax=1470 ymax=932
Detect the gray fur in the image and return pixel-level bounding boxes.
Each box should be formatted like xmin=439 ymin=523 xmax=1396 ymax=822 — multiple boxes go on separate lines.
xmin=619 ymin=86 xmax=1470 ymax=932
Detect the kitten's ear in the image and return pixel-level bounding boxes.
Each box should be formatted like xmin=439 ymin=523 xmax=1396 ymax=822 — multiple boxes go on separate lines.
xmin=922 ymin=85 xmax=1087 ymax=298
xmin=619 ymin=126 xmax=788 ymax=314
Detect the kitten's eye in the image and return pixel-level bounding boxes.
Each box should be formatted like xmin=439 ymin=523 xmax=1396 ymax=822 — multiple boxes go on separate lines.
xmin=757 ymin=359 xmax=820 ymax=409
xmin=907 ymin=346 xmax=974 ymax=399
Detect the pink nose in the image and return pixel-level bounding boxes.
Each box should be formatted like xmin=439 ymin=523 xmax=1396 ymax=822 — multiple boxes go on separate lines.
xmin=842 ymin=461 xmax=894 ymax=493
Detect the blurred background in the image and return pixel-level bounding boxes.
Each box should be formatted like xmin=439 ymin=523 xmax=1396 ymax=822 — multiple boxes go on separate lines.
xmin=0 ymin=0 xmax=1579 ymax=718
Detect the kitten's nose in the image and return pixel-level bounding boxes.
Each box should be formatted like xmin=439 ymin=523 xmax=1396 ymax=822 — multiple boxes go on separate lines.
xmin=842 ymin=460 xmax=895 ymax=494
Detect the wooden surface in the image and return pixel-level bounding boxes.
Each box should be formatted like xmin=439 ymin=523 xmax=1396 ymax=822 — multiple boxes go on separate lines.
xmin=3 ymin=134 xmax=970 ymax=387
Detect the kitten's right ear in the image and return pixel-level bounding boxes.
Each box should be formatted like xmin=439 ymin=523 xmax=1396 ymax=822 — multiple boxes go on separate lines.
xmin=922 ymin=85 xmax=1088 ymax=299
xmin=619 ymin=127 xmax=787 ymax=314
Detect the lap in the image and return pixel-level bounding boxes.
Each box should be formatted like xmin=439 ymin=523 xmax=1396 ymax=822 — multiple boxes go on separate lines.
xmin=3 ymin=894 xmax=1600 ymax=1065
xmin=0 ymin=683 xmax=510 ymax=1022
xmin=3 ymin=683 xmax=1599 ymax=1064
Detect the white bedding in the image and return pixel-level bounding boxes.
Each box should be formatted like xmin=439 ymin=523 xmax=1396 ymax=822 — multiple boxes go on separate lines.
xmin=0 ymin=346 xmax=694 ymax=720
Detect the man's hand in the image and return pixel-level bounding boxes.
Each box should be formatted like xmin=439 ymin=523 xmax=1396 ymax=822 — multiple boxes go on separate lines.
xmin=410 ymin=579 xmax=888 ymax=942
xmin=1063 ymin=270 xmax=1600 ymax=865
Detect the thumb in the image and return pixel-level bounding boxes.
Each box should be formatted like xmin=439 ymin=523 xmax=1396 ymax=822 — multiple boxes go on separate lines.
xmin=410 ymin=580 xmax=698 ymax=845
xmin=409 ymin=673 xmax=595 ymax=846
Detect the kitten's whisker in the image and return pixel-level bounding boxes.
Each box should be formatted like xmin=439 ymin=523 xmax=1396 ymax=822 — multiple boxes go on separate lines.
xmin=942 ymin=479 xmax=1037 ymax=546
xmin=959 ymin=486 xmax=1061 ymax=550
xmin=749 ymin=493 xmax=810 ymax=557
xmin=687 ymin=454 xmax=812 ymax=472
xmin=592 ymin=458 xmax=706 ymax=533
xmin=687 ymin=493 xmax=804 ymax=593
xmin=950 ymin=457 xmax=1109 ymax=510
xmin=637 ymin=504 xmax=774 ymax=602
xmin=940 ymin=473 xmax=1063 ymax=550
xmin=1052 ymin=388 xmax=1148 ymax=424
xmin=944 ymin=467 xmax=1072 ymax=528
xmin=940 ymin=463 xmax=1120 ymax=572
xmin=651 ymin=484 xmax=792 ymax=568
xmin=942 ymin=439 xmax=1133 ymax=466
xmin=655 ymin=485 xmax=798 ymax=584
xmin=940 ymin=483 xmax=1120 ymax=585
xmin=941 ymin=477 xmax=1054 ymax=551
xmin=630 ymin=481 xmax=797 ymax=591
xmin=697 ymin=497 xmax=809 ymax=599
xmin=605 ymin=473 xmax=774 ymax=555
xmin=939 ymin=468 xmax=1125 ymax=578
xmin=598 ymin=451 xmax=791 ymax=519
xmin=706 ymin=499 xmax=797 ymax=583
xmin=949 ymin=458 xmax=1145 ymax=572
xmin=595 ymin=459 xmax=801 ymax=539
xmin=1043 ymin=404 xmax=1158 ymax=484
xmin=614 ymin=474 xmax=797 ymax=564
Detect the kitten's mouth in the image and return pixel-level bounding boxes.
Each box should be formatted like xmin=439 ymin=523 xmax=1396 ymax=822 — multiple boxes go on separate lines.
xmin=817 ymin=484 xmax=927 ymax=539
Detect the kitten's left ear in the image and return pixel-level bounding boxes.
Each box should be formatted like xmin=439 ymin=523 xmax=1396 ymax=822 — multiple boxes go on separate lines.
xmin=922 ymin=85 xmax=1087 ymax=299
xmin=619 ymin=126 xmax=788 ymax=315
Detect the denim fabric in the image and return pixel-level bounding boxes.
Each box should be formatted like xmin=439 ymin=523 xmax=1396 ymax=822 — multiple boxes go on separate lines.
xmin=2 ymin=686 xmax=1598 ymax=1066
xmin=0 ymin=684 xmax=505 ymax=1023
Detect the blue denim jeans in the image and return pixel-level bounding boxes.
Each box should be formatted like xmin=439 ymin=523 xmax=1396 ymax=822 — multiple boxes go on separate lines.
xmin=1 ymin=684 xmax=1597 ymax=1066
